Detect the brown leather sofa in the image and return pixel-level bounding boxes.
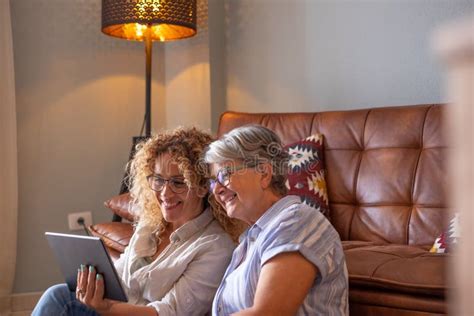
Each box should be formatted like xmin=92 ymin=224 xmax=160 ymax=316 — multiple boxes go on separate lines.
xmin=89 ymin=103 xmax=449 ymax=315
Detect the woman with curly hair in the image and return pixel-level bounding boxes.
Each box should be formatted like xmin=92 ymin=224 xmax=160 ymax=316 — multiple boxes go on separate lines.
xmin=33 ymin=127 xmax=242 ymax=316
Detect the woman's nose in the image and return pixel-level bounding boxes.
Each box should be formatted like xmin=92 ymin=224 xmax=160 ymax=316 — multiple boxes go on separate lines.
xmin=159 ymin=182 xmax=174 ymax=197
xmin=212 ymin=181 xmax=226 ymax=196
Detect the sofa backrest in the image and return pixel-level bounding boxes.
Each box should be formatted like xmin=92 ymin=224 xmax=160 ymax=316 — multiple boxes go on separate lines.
xmin=217 ymin=104 xmax=448 ymax=246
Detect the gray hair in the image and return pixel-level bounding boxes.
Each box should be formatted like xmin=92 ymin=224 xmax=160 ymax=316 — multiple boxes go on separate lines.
xmin=205 ymin=124 xmax=288 ymax=196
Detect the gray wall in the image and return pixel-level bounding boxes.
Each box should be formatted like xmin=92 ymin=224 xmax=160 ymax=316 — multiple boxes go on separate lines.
xmin=225 ymin=0 xmax=473 ymax=113
xmin=11 ymin=0 xmax=473 ymax=293
xmin=164 ymin=0 xmax=213 ymax=130
xmin=11 ymin=0 xmax=165 ymax=292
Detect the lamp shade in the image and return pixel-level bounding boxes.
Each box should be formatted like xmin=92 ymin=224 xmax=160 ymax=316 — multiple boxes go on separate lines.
xmin=101 ymin=0 xmax=197 ymax=41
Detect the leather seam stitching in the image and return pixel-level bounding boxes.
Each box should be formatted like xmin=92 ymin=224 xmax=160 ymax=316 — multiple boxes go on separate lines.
xmin=406 ymin=105 xmax=431 ymax=245
xmin=348 ymin=109 xmax=371 ymax=240
xmin=309 ymin=113 xmax=316 ymax=135
xmin=370 ymin=257 xmax=400 ymax=278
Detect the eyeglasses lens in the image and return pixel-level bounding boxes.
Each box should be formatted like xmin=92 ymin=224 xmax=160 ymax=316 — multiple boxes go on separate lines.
xmin=148 ymin=176 xmax=187 ymax=194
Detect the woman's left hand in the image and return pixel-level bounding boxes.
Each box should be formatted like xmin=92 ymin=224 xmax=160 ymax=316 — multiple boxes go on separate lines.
xmin=76 ymin=265 xmax=115 ymax=313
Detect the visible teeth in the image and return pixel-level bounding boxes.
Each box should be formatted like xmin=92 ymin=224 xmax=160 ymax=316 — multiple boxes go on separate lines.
xmin=225 ymin=195 xmax=237 ymax=204
xmin=163 ymin=201 xmax=179 ymax=208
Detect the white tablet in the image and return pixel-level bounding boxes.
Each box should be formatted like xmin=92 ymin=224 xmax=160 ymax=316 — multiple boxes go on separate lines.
xmin=45 ymin=232 xmax=128 ymax=302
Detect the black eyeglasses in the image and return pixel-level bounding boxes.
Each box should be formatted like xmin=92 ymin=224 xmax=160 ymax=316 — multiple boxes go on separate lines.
xmin=209 ymin=164 xmax=256 ymax=191
xmin=146 ymin=175 xmax=188 ymax=194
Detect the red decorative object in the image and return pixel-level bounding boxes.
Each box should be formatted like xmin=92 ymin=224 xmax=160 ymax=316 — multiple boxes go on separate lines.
xmin=430 ymin=212 xmax=460 ymax=253
xmin=284 ymin=134 xmax=329 ymax=217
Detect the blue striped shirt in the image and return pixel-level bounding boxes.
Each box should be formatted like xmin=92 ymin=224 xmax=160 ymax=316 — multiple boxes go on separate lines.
xmin=212 ymin=195 xmax=349 ymax=315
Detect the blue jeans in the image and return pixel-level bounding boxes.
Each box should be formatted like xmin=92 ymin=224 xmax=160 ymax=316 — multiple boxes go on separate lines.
xmin=32 ymin=284 xmax=100 ymax=316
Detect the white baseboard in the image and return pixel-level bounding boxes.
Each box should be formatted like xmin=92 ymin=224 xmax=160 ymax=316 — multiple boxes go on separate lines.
xmin=0 ymin=292 xmax=42 ymax=316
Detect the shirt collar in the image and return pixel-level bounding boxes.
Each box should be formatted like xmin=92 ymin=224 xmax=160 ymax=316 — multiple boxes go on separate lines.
xmin=170 ymin=207 xmax=214 ymax=243
xmin=133 ymin=207 xmax=214 ymax=258
xmin=240 ymin=195 xmax=300 ymax=242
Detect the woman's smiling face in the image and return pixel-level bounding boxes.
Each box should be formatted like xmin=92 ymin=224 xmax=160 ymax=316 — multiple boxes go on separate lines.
xmin=153 ymin=153 xmax=205 ymax=230
xmin=211 ymin=161 xmax=266 ymax=225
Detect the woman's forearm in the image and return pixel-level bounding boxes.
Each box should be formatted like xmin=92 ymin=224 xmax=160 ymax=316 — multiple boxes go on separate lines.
xmin=100 ymin=302 xmax=158 ymax=316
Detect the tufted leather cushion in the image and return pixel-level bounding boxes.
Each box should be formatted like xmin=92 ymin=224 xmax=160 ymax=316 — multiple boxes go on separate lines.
xmin=218 ymin=104 xmax=449 ymax=315
xmin=343 ymin=242 xmax=445 ymax=296
xmin=218 ymin=104 xmax=449 ymax=246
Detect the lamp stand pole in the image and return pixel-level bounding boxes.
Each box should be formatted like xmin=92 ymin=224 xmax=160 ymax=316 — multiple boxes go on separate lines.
xmin=113 ymin=26 xmax=154 ymax=222
xmin=101 ymin=0 xmax=197 ymax=222
xmin=145 ymin=24 xmax=152 ymax=137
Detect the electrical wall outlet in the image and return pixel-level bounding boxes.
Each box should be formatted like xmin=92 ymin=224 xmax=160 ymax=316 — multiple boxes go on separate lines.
xmin=68 ymin=211 xmax=93 ymax=231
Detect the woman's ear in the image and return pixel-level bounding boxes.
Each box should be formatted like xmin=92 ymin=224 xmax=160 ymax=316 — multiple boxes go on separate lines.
xmin=259 ymin=163 xmax=273 ymax=189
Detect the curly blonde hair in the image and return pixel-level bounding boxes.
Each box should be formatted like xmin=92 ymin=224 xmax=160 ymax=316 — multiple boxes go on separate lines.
xmin=128 ymin=127 xmax=244 ymax=241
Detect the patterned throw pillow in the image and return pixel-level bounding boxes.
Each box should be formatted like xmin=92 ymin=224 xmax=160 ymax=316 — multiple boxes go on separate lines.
xmin=430 ymin=212 xmax=460 ymax=253
xmin=284 ymin=134 xmax=329 ymax=217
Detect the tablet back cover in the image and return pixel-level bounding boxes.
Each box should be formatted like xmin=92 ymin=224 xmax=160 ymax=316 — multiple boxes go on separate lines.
xmin=45 ymin=232 xmax=128 ymax=302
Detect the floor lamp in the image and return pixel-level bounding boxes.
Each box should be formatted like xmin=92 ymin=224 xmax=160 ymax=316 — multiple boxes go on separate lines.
xmin=101 ymin=0 xmax=197 ymax=221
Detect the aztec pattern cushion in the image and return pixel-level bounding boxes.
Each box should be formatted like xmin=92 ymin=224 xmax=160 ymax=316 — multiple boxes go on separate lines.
xmin=284 ymin=134 xmax=329 ymax=216
xmin=430 ymin=212 xmax=460 ymax=253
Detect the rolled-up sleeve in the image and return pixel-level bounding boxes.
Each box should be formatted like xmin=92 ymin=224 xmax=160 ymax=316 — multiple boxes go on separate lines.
xmin=259 ymin=208 xmax=342 ymax=282
xmin=147 ymin=236 xmax=234 ymax=316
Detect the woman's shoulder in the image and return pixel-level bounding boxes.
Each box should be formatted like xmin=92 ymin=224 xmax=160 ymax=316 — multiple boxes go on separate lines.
xmin=264 ymin=197 xmax=336 ymax=239
xmin=276 ymin=197 xmax=327 ymax=223
xmin=196 ymin=219 xmax=236 ymax=249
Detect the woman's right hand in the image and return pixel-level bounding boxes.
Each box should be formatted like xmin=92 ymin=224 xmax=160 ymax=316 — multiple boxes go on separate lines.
xmin=76 ymin=264 xmax=159 ymax=315
xmin=76 ymin=264 xmax=116 ymax=313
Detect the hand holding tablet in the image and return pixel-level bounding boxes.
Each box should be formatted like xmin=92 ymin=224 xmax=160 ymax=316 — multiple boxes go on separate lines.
xmin=75 ymin=263 xmax=116 ymax=312
xmin=45 ymin=232 xmax=128 ymax=302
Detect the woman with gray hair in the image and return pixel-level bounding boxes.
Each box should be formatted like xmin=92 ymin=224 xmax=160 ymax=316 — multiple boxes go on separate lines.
xmin=206 ymin=124 xmax=349 ymax=315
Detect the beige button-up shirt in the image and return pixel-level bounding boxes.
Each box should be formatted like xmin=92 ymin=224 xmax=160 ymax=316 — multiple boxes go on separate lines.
xmin=114 ymin=208 xmax=235 ymax=316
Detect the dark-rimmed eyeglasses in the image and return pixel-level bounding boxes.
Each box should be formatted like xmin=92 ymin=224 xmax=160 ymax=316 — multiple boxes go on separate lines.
xmin=209 ymin=164 xmax=257 ymax=191
xmin=146 ymin=175 xmax=188 ymax=194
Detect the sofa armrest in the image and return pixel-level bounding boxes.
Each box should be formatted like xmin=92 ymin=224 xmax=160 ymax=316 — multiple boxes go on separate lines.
xmin=88 ymin=222 xmax=133 ymax=259
xmin=104 ymin=193 xmax=137 ymax=222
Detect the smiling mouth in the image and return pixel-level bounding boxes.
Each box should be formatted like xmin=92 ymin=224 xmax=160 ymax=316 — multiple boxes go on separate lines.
xmin=162 ymin=201 xmax=181 ymax=210
xmin=224 ymin=194 xmax=237 ymax=207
